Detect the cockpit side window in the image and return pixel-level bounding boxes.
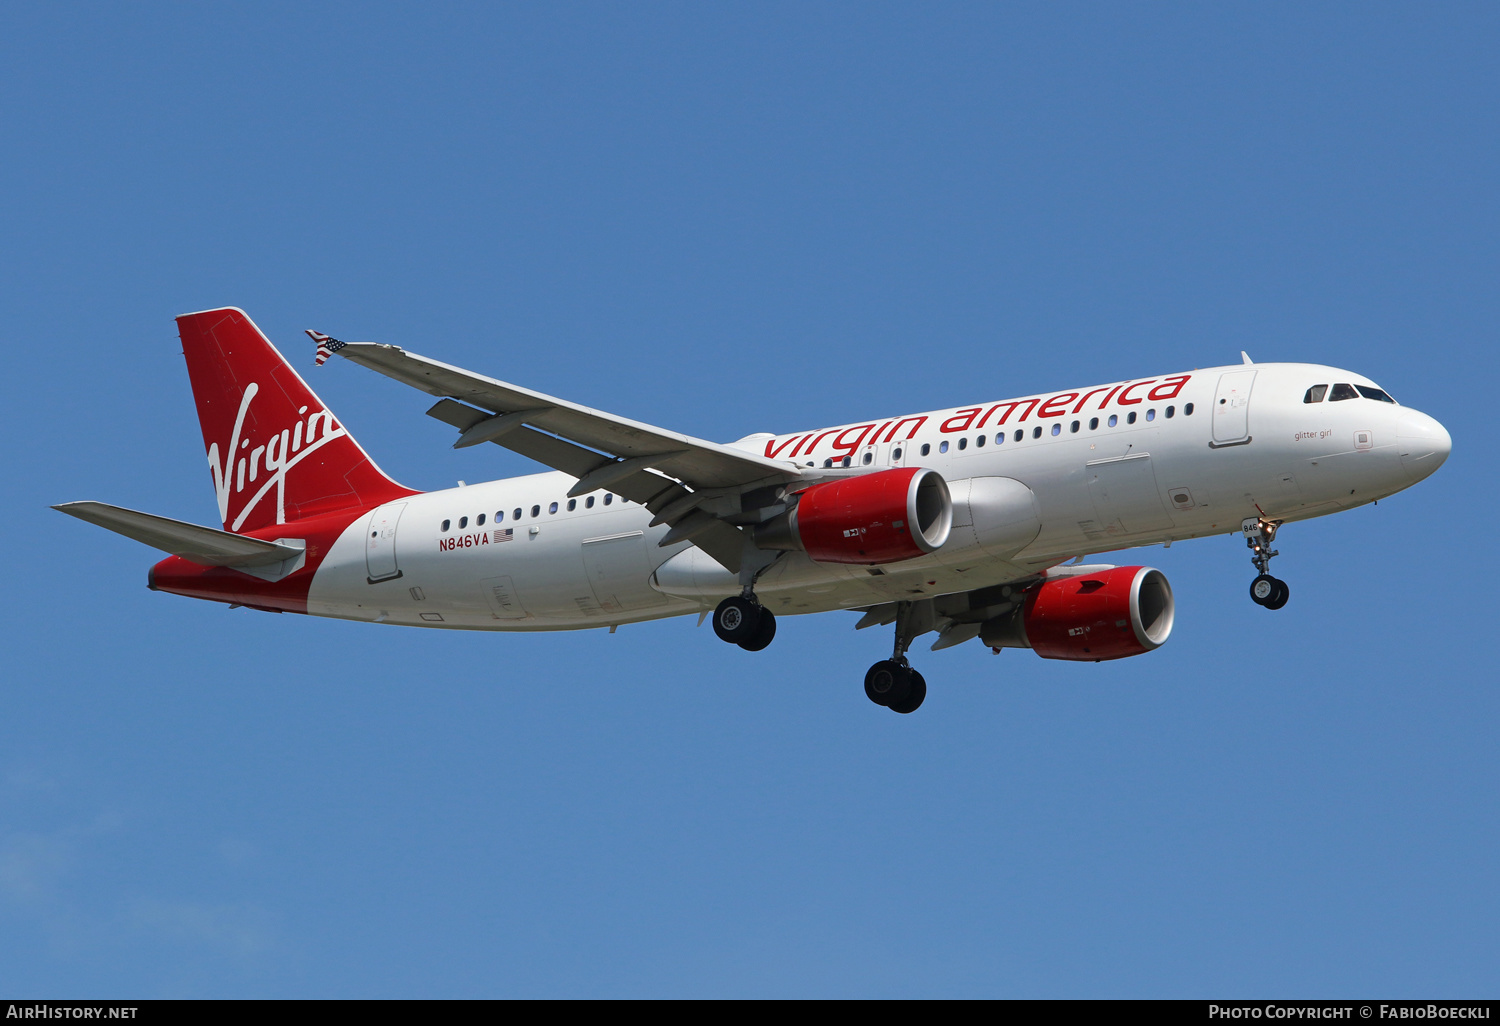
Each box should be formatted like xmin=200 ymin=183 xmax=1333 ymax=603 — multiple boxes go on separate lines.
xmin=1329 ymin=383 xmax=1359 ymax=401
xmin=1304 ymin=384 xmax=1328 ymax=403
xmin=1356 ymin=385 xmax=1396 ymax=404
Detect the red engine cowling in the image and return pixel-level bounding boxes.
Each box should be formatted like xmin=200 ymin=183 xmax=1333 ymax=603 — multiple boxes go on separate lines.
xmin=755 ymin=467 xmax=952 ymax=565
xmin=980 ymin=566 xmax=1175 ymax=661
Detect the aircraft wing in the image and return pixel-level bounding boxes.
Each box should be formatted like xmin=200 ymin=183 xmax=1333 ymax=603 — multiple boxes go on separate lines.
xmin=328 ymin=341 xmax=804 ymax=572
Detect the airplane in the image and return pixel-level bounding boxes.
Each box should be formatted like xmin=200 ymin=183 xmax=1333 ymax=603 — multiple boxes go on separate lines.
xmin=55 ymin=308 xmax=1451 ymax=714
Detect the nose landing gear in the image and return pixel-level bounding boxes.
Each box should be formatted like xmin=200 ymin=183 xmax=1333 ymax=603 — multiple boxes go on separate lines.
xmin=1243 ymin=515 xmax=1290 ymax=610
xmin=863 ymin=600 xmax=930 ymax=714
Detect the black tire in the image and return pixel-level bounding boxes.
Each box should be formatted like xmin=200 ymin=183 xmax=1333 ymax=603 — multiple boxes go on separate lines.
xmin=889 ymin=670 xmax=927 ymax=714
xmin=1265 ymin=579 xmax=1290 ymax=610
xmin=712 ymin=596 xmax=762 ymax=644
xmin=738 ymin=607 xmax=777 ymax=651
xmin=1250 ymin=574 xmax=1277 ymax=606
xmin=864 ymin=660 xmax=910 ymax=707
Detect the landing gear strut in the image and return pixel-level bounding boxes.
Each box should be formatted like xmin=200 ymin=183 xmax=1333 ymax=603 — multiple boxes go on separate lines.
xmin=1243 ymin=514 xmax=1290 ymax=610
xmin=712 ymin=539 xmax=782 ymax=651
xmin=864 ymin=600 xmax=928 ymax=714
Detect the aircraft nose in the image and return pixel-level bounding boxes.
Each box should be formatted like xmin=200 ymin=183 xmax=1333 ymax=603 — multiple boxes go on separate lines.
xmin=1397 ymin=410 xmax=1451 ymax=482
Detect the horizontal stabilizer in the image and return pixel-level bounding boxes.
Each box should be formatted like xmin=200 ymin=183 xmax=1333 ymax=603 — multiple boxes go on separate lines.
xmin=52 ymin=501 xmax=304 ymax=569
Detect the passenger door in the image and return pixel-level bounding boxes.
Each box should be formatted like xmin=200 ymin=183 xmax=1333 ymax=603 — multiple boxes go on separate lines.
xmin=365 ymin=501 xmax=406 ymax=583
xmin=1211 ymin=370 xmax=1256 ymax=447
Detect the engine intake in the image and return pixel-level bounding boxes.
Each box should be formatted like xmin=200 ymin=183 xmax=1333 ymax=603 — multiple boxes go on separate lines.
xmin=756 ymin=467 xmax=952 ymax=565
xmin=980 ymin=566 xmax=1174 ymax=661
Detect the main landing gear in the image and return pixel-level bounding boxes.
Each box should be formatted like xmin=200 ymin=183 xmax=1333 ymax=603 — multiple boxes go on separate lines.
xmin=713 ymin=595 xmax=777 ymax=652
xmin=864 ymin=600 xmax=929 ymax=714
xmin=1243 ymin=514 xmax=1290 ymax=610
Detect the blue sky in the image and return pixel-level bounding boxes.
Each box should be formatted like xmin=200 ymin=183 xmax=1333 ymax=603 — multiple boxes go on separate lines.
xmin=2 ymin=3 xmax=1495 ymax=997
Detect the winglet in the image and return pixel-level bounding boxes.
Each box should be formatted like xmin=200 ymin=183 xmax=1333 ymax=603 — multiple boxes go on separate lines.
xmin=1241 ymin=351 xmax=1254 ymax=365
xmin=307 ymin=330 xmax=346 ymax=366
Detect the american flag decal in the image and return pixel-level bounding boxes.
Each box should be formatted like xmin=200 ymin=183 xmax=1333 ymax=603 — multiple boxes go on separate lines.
xmin=305 ymin=330 xmax=346 ymax=366
xmin=494 ymin=528 xmax=513 ymax=543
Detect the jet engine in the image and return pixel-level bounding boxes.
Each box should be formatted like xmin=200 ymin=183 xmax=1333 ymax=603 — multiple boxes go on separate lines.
xmin=979 ymin=566 xmax=1174 ymax=661
xmin=755 ymin=467 xmax=952 ymax=565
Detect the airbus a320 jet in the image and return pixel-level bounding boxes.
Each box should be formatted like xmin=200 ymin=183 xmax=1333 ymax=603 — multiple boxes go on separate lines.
xmin=56 ymin=309 xmax=1451 ymax=714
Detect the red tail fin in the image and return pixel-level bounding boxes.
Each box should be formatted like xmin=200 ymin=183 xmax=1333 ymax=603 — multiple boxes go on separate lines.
xmin=176 ymin=307 xmax=416 ymax=533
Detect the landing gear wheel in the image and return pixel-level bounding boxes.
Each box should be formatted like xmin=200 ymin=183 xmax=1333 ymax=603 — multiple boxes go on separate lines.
xmin=864 ymin=660 xmax=911 ymax=708
xmin=1250 ymin=574 xmax=1289 ymax=610
xmin=738 ymin=607 xmax=777 ymax=651
xmin=1265 ymin=579 xmax=1290 ymax=610
xmin=1250 ymin=574 xmax=1277 ymax=606
xmin=712 ymin=596 xmax=762 ymax=644
xmin=888 ymin=670 xmax=926 ymax=714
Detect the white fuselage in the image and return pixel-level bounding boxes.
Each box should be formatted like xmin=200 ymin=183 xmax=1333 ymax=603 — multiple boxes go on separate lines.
xmin=305 ymin=362 xmax=1449 ymax=630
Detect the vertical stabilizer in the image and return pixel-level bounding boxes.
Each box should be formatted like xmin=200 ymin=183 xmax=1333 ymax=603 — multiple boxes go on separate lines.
xmin=176 ymin=307 xmax=415 ymax=533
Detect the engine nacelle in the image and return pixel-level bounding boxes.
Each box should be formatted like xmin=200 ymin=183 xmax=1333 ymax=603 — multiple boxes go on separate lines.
xmin=979 ymin=566 xmax=1174 ymax=661
xmin=755 ymin=467 xmax=952 ymax=565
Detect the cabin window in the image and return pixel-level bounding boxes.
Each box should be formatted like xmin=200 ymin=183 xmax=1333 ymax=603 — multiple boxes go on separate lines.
xmin=586 ymin=496 xmax=595 ymax=508
xmin=1330 ymin=383 xmax=1359 ymax=401
xmin=939 ymin=441 xmax=949 ymax=453
xmin=1127 ymin=411 xmax=1137 ymax=424
xmin=842 ymin=456 xmax=852 ymax=467
xmin=477 ymin=514 xmax=486 ymax=526
xmin=975 ymin=434 xmax=985 ymax=447
xmin=1304 ymin=384 xmax=1328 ymax=403
xmin=1166 ymin=406 xmax=1175 ymax=419
xmin=1014 ymin=430 xmax=1024 ymax=442
xmin=1146 ymin=409 xmax=1156 ymax=421
xmin=1050 ymin=423 xmax=1061 ymax=436
xmin=459 ymin=516 xmax=468 ymax=529
xmin=957 ymin=437 xmax=967 ymax=450
xmin=441 ymin=519 xmax=450 ymax=532
xmin=549 ymin=502 xmax=558 ymax=514
xmin=1089 ymin=417 xmax=1099 ymax=430
xmin=892 ymin=446 xmax=903 ymax=459
xmin=863 ymin=451 xmax=873 ymax=464
xmin=495 ymin=510 xmax=504 ymax=522
xmin=530 ymin=505 xmax=540 ymax=517
xmin=513 ymin=508 xmax=522 ymax=521
xmin=1070 ymin=420 xmax=1080 ymax=433
xmin=1357 ymin=385 xmax=1396 ymax=404
xmin=1184 ymin=403 xmax=1194 ymax=415
xmin=1108 ymin=414 xmax=1118 ymax=427
xmin=604 ymin=494 xmax=613 ymax=505
xmin=920 ymin=443 xmax=931 ymax=456
xmin=567 ymin=499 xmax=577 ymax=511
xmin=994 ymin=433 xmax=1004 ymax=445
xmin=1032 ymin=426 xmax=1042 ymax=439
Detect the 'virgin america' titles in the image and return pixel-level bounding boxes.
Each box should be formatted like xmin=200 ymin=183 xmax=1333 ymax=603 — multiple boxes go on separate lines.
xmin=762 ymin=375 xmax=1194 ymax=462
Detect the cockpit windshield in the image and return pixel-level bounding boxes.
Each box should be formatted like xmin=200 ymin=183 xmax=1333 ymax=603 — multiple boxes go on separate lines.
xmin=1304 ymin=382 xmax=1398 ymax=404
